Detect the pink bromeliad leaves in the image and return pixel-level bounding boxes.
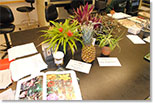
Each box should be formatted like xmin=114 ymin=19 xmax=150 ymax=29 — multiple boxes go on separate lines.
xmin=73 ymin=2 xmax=94 ymax=25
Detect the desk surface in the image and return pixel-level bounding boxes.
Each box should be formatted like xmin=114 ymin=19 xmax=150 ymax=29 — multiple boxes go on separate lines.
xmin=0 ymin=24 xmax=150 ymax=100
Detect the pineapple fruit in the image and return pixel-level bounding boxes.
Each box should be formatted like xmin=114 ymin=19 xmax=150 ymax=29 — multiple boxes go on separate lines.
xmin=81 ymin=23 xmax=96 ymax=63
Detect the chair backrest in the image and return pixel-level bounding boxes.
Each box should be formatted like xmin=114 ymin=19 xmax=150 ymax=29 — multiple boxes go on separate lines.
xmin=0 ymin=5 xmax=14 ymax=24
xmin=26 ymin=0 xmax=35 ymax=8
xmin=95 ymin=0 xmax=108 ymax=10
xmin=126 ymin=0 xmax=140 ymax=15
xmin=26 ymin=0 xmax=35 ymax=3
xmin=84 ymin=0 xmax=93 ymax=5
xmin=45 ymin=4 xmax=58 ymax=22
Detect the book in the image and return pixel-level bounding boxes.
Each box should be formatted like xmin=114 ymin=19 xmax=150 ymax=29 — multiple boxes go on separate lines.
xmin=15 ymin=70 xmax=82 ymax=100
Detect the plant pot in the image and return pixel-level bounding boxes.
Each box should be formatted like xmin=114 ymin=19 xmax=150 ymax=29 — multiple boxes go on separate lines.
xmin=101 ymin=46 xmax=111 ymax=56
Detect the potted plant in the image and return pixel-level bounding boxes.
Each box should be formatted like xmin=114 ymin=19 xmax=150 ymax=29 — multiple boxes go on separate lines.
xmin=71 ymin=2 xmax=103 ymax=63
xmin=96 ymin=28 xmax=124 ymax=56
xmin=40 ymin=19 xmax=83 ymax=56
xmin=72 ymin=2 xmax=103 ymax=26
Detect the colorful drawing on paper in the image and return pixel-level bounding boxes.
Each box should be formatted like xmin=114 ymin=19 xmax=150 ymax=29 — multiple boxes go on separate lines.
xmin=18 ymin=76 xmax=43 ymax=100
xmin=46 ymin=73 xmax=76 ymax=100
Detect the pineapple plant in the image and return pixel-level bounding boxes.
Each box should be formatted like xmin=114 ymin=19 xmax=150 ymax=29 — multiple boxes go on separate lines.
xmin=71 ymin=2 xmax=104 ymax=63
xmin=81 ymin=23 xmax=96 ymax=63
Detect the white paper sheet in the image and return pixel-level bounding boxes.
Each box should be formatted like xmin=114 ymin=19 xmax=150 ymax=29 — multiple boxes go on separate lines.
xmin=0 ymin=88 xmax=15 ymax=100
xmin=66 ymin=59 xmax=92 ymax=74
xmin=97 ymin=57 xmax=121 ymax=67
xmin=8 ymin=42 xmax=38 ymax=61
xmin=92 ymin=38 xmax=96 ymax=46
xmin=107 ymin=12 xmax=131 ymax=19
xmin=128 ymin=25 xmax=141 ymax=34
xmin=0 ymin=69 xmax=12 ymax=89
xmin=10 ymin=53 xmax=48 ymax=81
xmin=127 ymin=35 xmax=146 ymax=44
xmin=143 ymin=36 xmax=150 ymax=43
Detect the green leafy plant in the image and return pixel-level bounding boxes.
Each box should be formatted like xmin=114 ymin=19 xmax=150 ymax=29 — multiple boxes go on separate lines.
xmin=40 ymin=19 xmax=83 ymax=55
xmin=96 ymin=28 xmax=124 ymax=51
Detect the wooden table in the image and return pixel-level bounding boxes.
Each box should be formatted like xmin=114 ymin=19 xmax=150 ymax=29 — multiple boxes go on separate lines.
xmin=0 ymin=23 xmax=150 ymax=100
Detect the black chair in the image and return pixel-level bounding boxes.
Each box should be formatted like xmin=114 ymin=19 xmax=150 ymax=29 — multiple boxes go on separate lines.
xmin=64 ymin=0 xmax=84 ymax=15
xmin=0 ymin=5 xmax=15 ymax=59
xmin=45 ymin=4 xmax=65 ymax=25
xmin=94 ymin=0 xmax=107 ymax=13
xmin=16 ymin=0 xmax=35 ymax=29
xmin=126 ymin=0 xmax=140 ymax=16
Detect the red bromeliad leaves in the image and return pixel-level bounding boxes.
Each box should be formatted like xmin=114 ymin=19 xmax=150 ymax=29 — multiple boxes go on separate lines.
xmin=67 ymin=30 xmax=73 ymax=37
xmin=58 ymin=27 xmax=63 ymax=32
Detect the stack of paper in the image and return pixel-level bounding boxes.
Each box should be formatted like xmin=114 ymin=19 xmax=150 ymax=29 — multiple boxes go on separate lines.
xmin=118 ymin=19 xmax=142 ymax=29
xmin=138 ymin=12 xmax=150 ymax=18
xmin=8 ymin=42 xmax=38 ymax=61
xmin=128 ymin=17 xmax=147 ymax=24
xmin=10 ymin=53 xmax=48 ymax=81
xmin=107 ymin=12 xmax=131 ymax=19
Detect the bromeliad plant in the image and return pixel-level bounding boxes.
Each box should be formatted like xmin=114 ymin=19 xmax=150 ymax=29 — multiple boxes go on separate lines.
xmin=72 ymin=2 xmax=103 ymax=27
xmin=72 ymin=2 xmax=94 ymax=25
xmin=40 ymin=19 xmax=83 ymax=55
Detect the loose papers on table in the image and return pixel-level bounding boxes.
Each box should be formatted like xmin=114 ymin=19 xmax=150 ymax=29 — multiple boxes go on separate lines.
xmin=10 ymin=53 xmax=48 ymax=81
xmin=0 ymin=88 xmax=15 ymax=100
xmin=107 ymin=12 xmax=131 ymax=19
xmin=0 ymin=69 xmax=12 ymax=89
xmin=8 ymin=42 xmax=38 ymax=61
xmin=66 ymin=59 xmax=92 ymax=74
xmin=143 ymin=36 xmax=150 ymax=43
xmin=127 ymin=35 xmax=146 ymax=44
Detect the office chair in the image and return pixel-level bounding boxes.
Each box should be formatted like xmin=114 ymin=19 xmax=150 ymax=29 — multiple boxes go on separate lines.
xmin=64 ymin=0 xmax=84 ymax=15
xmin=0 ymin=5 xmax=15 ymax=59
xmin=16 ymin=0 xmax=35 ymax=30
xmin=45 ymin=4 xmax=65 ymax=25
xmin=126 ymin=0 xmax=140 ymax=16
xmin=94 ymin=0 xmax=107 ymax=13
